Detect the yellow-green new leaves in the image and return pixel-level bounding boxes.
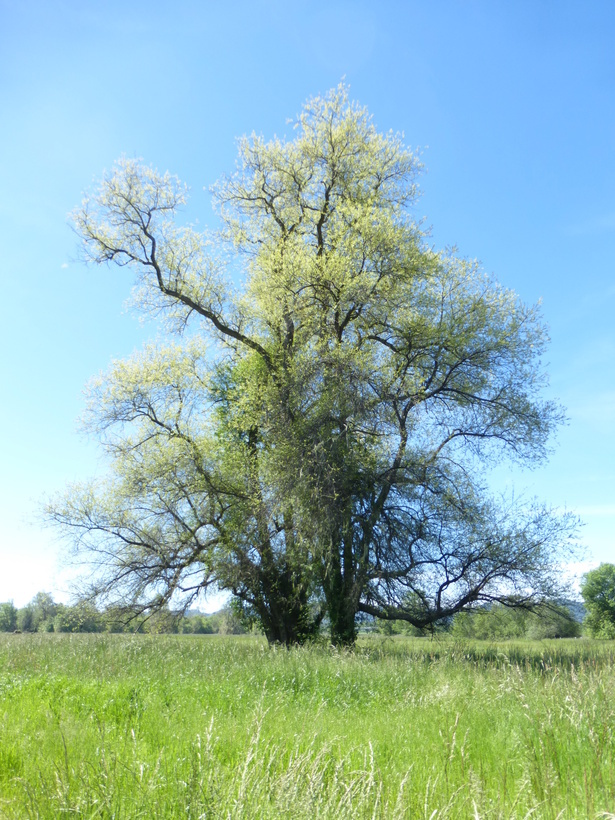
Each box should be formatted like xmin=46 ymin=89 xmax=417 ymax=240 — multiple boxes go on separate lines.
xmin=215 ymin=85 xmax=419 ymax=251
xmin=83 ymin=340 xmax=211 ymax=436
xmin=57 ymin=86 xmax=576 ymax=645
xmin=72 ymin=157 xmax=262 ymax=354
xmin=214 ymin=85 xmax=424 ymax=356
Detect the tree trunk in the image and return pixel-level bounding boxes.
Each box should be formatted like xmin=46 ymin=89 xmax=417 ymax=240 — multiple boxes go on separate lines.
xmin=328 ymin=597 xmax=357 ymax=646
xmin=251 ymin=564 xmax=322 ymax=647
xmin=322 ymin=550 xmax=358 ymax=647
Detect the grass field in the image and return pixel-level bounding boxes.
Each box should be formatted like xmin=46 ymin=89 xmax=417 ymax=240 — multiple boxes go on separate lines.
xmin=0 ymin=634 xmax=614 ymax=818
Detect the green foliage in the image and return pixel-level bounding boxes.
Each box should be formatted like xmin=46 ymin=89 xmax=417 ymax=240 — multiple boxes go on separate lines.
xmin=48 ymin=85 xmax=577 ymax=647
xmin=526 ymin=605 xmax=581 ymax=639
xmin=17 ymin=606 xmax=34 ymax=632
xmin=54 ymin=602 xmax=105 ymax=633
xmin=0 ymin=602 xmax=17 ymax=632
xmin=375 ymin=618 xmax=426 ymax=636
xmin=452 ymin=606 xmax=527 ymax=640
xmin=24 ymin=592 xmax=59 ymax=632
xmin=183 ymin=614 xmax=214 ymax=634
xmin=582 ymin=563 xmax=615 ymax=638
xmin=452 ymin=603 xmax=581 ymax=640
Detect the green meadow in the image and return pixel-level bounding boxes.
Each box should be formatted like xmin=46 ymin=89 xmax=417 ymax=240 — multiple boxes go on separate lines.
xmin=0 ymin=634 xmax=614 ymax=818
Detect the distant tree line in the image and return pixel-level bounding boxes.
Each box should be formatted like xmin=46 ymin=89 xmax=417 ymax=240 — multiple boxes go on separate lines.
xmin=0 ymin=593 xmax=248 ymax=635
xmin=0 ymin=592 xmax=595 ymax=640
xmin=5 ymin=565 xmax=615 ymax=639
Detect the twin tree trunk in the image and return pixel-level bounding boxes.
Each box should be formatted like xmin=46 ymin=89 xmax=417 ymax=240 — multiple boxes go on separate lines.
xmin=256 ymin=579 xmax=358 ymax=647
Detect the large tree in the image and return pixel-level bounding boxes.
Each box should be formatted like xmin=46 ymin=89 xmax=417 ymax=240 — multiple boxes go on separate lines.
xmin=48 ymin=86 xmax=576 ymax=646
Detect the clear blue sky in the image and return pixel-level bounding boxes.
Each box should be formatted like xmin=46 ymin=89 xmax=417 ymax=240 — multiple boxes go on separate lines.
xmin=1 ymin=0 xmax=613 ymax=607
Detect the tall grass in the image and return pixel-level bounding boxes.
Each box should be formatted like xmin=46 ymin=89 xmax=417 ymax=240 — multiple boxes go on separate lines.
xmin=0 ymin=634 xmax=614 ymax=818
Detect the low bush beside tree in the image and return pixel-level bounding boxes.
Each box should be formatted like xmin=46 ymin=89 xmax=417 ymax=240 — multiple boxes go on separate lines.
xmin=451 ymin=603 xmax=581 ymax=640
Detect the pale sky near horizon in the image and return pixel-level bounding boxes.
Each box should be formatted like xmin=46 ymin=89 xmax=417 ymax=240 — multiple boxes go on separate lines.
xmin=1 ymin=0 xmax=613 ymax=608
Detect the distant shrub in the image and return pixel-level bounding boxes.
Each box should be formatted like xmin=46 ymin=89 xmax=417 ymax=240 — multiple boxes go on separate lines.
xmin=189 ymin=615 xmax=215 ymax=634
xmin=452 ymin=603 xmax=580 ymax=640
xmin=17 ymin=607 xmax=35 ymax=633
xmin=54 ymin=603 xmax=104 ymax=633
xmin=581 ymin=564 xmax=615 ymax=638
xmin=0 ymin=602 xmax=18 ymax=632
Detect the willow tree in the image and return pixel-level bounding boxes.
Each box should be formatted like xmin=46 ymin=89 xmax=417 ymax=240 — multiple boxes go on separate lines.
xmin=48 ymin=86 xmax=576 ymax=646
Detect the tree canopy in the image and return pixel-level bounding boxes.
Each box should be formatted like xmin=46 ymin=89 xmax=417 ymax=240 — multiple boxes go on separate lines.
xmin=581 ymin=563 xmax=615 ymax=638
xmin=47 ymin=85 xmax=577 ymax=646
